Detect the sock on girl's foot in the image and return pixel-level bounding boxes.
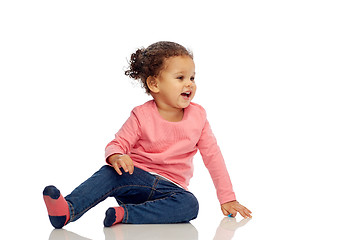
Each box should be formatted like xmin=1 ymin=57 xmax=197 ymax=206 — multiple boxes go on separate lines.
xmin=43 ymin=185 xmax=70 ymax=229
xmin=104 ymin=207 xmax=125 ymax=227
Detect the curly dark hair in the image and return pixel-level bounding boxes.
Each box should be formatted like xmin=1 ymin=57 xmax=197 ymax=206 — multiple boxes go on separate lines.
xmin=125 ymin=41 xmax=193 ymax=94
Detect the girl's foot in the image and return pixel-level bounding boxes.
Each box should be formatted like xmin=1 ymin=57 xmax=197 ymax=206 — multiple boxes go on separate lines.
xmin=104 ymin=207 xmax=125 ymax=227
xmin=43 ymin=185 xmax=70 ymax=229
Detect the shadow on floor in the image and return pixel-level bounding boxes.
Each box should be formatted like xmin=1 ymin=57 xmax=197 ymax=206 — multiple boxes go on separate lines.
xmin=48 ymin=217 xmax=251 ymax=240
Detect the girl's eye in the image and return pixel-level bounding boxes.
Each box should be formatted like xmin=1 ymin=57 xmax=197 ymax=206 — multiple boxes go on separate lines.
xmin=190 ymin=76 xmax=195 ymax=81
xmin=177 ymin=76 xmax=184 ymax=80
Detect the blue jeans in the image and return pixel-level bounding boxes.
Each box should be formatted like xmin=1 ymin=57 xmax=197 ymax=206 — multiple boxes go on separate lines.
xmin=65 ymin=165 xmax=199 ymax=224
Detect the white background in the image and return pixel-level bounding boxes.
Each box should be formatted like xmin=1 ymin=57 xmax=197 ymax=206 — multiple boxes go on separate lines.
xmin=1 ymin=0 xmax=350 ymax=239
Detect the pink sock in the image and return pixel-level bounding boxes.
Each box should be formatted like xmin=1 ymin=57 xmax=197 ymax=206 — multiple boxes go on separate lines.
xmin=43 ymin=185 xmax=70 ymax=228
xmin=104 ymin=207 xmax=125 ymax=227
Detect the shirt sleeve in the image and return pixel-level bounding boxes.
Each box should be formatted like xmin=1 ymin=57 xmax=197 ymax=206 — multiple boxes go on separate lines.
xmin=197 ymin=117 xmax=236 ymax=204
xmin=105 ymin=109 xmax=141 ymax=164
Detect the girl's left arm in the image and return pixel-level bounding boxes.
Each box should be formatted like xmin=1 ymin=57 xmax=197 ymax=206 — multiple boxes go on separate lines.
xmin=197 ymin=118 xmax=236 ymax=204
xmin=197 ymin=117 xmax=252 ymax=218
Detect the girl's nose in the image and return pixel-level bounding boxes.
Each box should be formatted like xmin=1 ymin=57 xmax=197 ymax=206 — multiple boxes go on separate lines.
xmin=186 ymin=79 xmax=194 ymax=87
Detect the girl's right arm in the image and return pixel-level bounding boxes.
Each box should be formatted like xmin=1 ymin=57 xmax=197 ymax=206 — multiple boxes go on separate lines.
xmin=105 ymin=109 xmax=141 ymax=174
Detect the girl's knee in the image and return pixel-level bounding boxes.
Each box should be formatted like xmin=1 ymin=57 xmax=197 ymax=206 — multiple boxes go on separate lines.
xmin=100 ymin=165 xmax=116 ymax=175
xmin=183 ymin=192 xmax=199 ymax=221
xmin=188 ymin=192 xmax=199 ymax=211
xmin=92 ymin=165 xmax=119 ymax=181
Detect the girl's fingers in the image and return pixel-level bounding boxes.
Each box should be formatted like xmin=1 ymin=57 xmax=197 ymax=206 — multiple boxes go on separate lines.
xmin=119 ymin=155 xmax=134 ymax=174
xmin=242 ymin=208 xmax=252 ymax=218
xmin=244 ymin=209 xmax=251 ymax=218
xmin=128 ymin=164 xmax=134 ymax=174
xmin=109 ymin=154 xmax=135 ymax=175
xmin=222 ymin=208 xmax=230 ymax=216
xmin=234 ymin=205 xmax=252 ymax=219
xmin=244 ymin=206 xmax=252 ymax=217
xmin=229 ymin=211 xmax=237 ymax=217
xmin=113 ymin=162 xmax=123 ymax=175
xmin=119 ymin=160 xmax=129 ymax=173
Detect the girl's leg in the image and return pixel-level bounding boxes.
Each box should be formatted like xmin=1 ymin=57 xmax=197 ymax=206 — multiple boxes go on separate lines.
xmin=44 ymin=166 xmax=156 ymax=228
xmin=106 ymin=177 xmax=199 ymax=225
xmin=65 ymin=166 xmax=157 ymax=223
xmin=44 ymin=166 xmax=199 ymax=227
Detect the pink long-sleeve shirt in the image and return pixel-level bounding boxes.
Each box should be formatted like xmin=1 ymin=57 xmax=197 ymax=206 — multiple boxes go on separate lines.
xmin=105 ymin=100 xmax=236 ymax=204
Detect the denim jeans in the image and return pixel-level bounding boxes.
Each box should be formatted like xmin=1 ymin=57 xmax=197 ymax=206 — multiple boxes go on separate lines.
xmin=65 ymin=165 xmax=199 ymax=224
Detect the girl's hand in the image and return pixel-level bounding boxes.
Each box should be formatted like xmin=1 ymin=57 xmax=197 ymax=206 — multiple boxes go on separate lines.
xmin=221 ymin=200 xmax=252 ymax=219
xmin=107 ymin=154 xmax=134 ymax=175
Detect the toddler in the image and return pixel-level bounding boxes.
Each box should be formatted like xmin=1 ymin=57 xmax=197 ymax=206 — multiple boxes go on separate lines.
xmin=43 ymin=41 xmax=252 ymax=229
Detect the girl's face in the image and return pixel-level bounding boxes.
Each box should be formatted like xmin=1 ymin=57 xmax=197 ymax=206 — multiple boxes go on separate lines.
xmin=152 ymin=56 xmax=196 ymax=110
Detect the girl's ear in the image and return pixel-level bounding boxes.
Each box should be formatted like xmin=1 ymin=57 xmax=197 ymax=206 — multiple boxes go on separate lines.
xmin=146 ymin=76 xmax=160 ymax=93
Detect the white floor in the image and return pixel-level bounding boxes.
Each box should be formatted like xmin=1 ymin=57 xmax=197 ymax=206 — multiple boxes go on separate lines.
xmin=5 ymin=196 xmax=351 ymax=240
xmin=4 ymin=166 xmax=351 ymax=240
xmin=45 ymin=218 xmax=251 ymax=240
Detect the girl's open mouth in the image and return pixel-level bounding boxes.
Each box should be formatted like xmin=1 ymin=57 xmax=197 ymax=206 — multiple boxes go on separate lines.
xmin=181 ymin=91 xmax=191 ymax=99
